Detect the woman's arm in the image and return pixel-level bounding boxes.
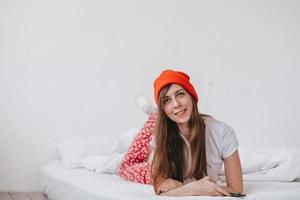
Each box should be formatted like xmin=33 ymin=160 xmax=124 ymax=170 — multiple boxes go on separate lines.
xmin=223 ymin=150 xmax=243 ymax=193
xmin=158 ymin=150 xmax=243 ymax=196
xmin=160 ymin=176 xmax=230 ymax=197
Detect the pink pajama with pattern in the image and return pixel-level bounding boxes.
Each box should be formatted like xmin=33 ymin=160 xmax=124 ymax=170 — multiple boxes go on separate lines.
xmin=118 ymin=113 xmax=156 ymax=184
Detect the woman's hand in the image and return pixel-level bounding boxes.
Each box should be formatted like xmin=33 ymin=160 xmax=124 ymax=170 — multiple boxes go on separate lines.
xmin=189 ymin=176 xmax=231 ymax=196
xmin=157 ymin=178 xmax=183 ymax=194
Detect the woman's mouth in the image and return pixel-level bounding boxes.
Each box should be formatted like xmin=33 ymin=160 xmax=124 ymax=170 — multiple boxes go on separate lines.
xmin=175 ymin=108 xmax=187 ymax=116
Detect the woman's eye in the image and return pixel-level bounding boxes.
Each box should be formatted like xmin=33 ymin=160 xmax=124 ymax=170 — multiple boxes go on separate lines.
xmin=163 ymin=98 xmax=170 ymax=104
xmin=177 ymin=92 xmax=185 ymax=97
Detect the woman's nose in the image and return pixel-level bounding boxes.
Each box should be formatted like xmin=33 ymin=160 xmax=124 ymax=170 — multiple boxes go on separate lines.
xmin=173 ymin=98 xmax=181 ymax=108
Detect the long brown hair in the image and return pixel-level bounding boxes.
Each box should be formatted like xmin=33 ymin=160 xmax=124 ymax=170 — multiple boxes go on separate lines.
xmin=151 ymin=85 xmax=207 ymax=194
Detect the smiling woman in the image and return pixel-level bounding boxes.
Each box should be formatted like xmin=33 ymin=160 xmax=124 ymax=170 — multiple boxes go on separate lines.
xmin=118 ymin=69 xmax=243 ymax=197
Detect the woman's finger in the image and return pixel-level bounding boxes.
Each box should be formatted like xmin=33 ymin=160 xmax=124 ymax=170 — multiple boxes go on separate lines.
xmin=213 ymin=190 xmax=224 ymax=196
xmin=158 ymin=180 xmax=167 ymax=190
xmin=157 ymin=183 xmax=165 ymax=194
xmin=157 ymin=187 xmax=162 ymax=195
xmin=215 ymin=186 xmax=231 ymax=196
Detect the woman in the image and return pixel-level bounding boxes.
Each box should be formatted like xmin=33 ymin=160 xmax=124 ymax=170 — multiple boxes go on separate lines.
xmin=118 ymin=69 xmax=243 ymax=196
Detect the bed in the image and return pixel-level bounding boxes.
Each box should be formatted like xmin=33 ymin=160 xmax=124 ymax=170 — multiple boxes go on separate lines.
xmin=40 ymin=128 xmax=300 ymax=200
xmin=40 ymin=160 xmax=300 ymax=200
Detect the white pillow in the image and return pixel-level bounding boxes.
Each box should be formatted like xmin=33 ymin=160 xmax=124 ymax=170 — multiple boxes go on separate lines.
xmin=110 ymin=128 xmax=140 ymax=154
xmin=81 ymin=153 xmax=125 ymax=174
xmin=56 ymin=137 xmax=114 ymax=169
xmin=57 ymin=128 xmax=140 ymax=169
xmin=79 ymin=128 xmax=141 ymax=174
xmin=80 ymin=154 xmax=111 ymax=172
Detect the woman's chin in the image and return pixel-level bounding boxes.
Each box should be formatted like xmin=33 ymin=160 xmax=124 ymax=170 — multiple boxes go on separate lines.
xmin=173 ymin=116 xmax=190 ymax=125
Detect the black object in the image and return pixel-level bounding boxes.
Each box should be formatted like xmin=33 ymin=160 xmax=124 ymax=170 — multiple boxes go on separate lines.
xmin=230 ymin=192 xmax=246 ymax=197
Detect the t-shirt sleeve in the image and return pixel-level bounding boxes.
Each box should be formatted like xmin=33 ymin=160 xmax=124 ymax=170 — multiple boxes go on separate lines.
xmin=221 ymin=125 xmax=239 ymax=159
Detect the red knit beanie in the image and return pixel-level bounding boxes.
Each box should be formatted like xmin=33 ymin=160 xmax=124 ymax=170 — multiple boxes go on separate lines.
xmin=153 ymin=69 xmax=198 ymax=105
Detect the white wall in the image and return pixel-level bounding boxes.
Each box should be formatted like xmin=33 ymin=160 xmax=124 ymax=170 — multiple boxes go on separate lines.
xmin=0 ymin=0 xmax=299 ymax=192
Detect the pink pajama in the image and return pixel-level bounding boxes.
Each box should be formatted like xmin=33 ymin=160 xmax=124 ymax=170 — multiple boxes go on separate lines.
xmin=118 ymin=113 xmax=156 ymax=184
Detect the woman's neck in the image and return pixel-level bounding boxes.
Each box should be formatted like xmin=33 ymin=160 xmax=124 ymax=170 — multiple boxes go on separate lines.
xmin=177 ymin=123 xmax=191 ymax=141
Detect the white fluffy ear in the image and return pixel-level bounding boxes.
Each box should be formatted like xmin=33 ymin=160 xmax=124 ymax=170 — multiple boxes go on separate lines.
xmin=135 ymin=94 xmax=156 ymax=114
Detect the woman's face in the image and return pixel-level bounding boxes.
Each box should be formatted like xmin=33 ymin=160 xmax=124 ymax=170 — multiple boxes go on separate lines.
xmin=162 ymin=84 xmax=193 ymax=126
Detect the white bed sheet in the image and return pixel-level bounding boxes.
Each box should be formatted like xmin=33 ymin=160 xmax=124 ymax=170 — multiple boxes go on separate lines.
xmin=40 ymin=161 xmax=300 ymax=200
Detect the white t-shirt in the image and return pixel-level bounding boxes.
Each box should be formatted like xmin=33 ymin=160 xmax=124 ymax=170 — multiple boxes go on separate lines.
xmin=150 ymin=116 xmax=239 ymax=183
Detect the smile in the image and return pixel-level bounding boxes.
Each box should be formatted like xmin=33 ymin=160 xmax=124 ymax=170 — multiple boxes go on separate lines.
xmin=175 ymin=108 xmax=187 ymax=116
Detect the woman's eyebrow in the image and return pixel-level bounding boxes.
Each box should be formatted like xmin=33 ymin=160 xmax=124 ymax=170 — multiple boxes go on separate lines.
xmin=165 ymin=89 xmax=185 ymax=98
xmin=175 ymin=89 xmax=185 ymax=93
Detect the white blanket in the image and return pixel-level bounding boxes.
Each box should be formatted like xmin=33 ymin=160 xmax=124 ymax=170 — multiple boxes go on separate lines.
xmin=238 ymin=147 xmax=300 ymax=182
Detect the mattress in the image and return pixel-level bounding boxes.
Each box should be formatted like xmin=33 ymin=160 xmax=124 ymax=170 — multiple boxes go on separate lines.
xmin=40 ymin=161 xmax=300 ymax=200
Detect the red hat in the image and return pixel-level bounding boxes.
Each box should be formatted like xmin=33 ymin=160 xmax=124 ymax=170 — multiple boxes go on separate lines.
xmin=153 ymin=70 xmax=198 ymax=105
